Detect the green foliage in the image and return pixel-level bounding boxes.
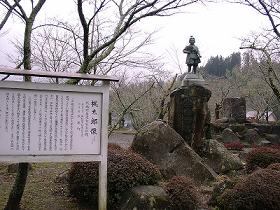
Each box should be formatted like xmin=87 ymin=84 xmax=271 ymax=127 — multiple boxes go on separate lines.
xmin=217 ymin=165 xmax=280 ymax=210
xmin=246 ymin=147 xmax=280 ymax=172
xmin=204 ymin=52 xmax=241 ymax=77
xmin=164 ymin=176 xmax=200 ymax=210
xmin=67 ymin=144 xmax=162 ymax=210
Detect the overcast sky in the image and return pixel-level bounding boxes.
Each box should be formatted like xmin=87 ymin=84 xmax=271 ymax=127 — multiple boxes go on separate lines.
xmin=0 ymin=1 xmax=269 ymax=74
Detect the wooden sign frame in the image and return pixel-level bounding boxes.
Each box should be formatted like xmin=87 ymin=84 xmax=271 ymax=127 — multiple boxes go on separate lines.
xmin=0 ymin=68 xmax=118 ymax=210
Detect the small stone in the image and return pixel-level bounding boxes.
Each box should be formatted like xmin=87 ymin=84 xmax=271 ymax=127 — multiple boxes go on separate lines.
xmin=259 ymin=139 xmax=271 ymax=146
xmin=215 ymin=117 xmax=229 ymax=123
xmin=221 ymin=128 xmax=240 ymax=143
xmin=120 ymin=185 xmax=169 ymax=210
xmin=264 ymin=133 xmax=280 ymax=145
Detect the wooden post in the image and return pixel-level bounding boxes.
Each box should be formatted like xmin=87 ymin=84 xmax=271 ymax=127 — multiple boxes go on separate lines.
xmin=99 ymin=81 xmax=110 ymax=210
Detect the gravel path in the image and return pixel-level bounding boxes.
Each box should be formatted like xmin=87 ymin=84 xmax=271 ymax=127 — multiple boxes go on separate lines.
xmin=108 ymin=133 xmax=135 ymax=149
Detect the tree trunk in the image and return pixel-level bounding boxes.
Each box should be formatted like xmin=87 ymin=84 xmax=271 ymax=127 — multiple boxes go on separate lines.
xmin=5 ymin=1 xmax=46 ymax=209
xmin=5 ymin=163 xmax=29 ymax=210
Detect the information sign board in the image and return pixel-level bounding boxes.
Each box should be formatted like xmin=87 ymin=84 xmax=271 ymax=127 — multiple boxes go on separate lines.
xmin=0 ymin=68 xmax=117 ymax=210
xmin=0 ymin=81 xmax=109 ymax=162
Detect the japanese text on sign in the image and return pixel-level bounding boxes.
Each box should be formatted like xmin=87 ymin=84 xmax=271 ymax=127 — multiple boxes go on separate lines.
xmin=0 ymin=89 xmax=102 ymax=155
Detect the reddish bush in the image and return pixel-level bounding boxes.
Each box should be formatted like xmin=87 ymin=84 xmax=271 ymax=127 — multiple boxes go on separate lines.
xmin=217 ymin=166 xmax=280 ymax=210
xmin=269 ymin=144 xmax=280 ymax=150
xmin=224 ymin=141 xmax=244 ymax=150
xmin=164 ymin=176 xmax=200 ymax=210
xmin=267 ymin=163 xmax=280 ymax=171
xmin=208 ymin=176 xmax=239 ymax=207
xmin=246 ymin=147 xmax=280 ymax=172
xmin=68 ymin=144 xmax=162 ymax=210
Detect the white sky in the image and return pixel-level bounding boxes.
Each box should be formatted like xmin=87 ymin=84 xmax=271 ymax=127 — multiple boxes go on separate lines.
xmin=0 ymin=1 xmax=269 ymax=74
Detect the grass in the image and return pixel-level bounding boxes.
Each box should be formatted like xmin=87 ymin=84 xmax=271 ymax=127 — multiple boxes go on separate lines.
xmin=0 ymin=163 xmax=91 ymax=210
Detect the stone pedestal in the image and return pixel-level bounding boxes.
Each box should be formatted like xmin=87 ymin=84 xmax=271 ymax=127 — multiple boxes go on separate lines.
xmin=181 ymin=72 xmax=205 ymax=87
xmin=168 ymin=82 xmax=211 ymax=154
xmin=221 ymin=97 xmax=246 ymax=123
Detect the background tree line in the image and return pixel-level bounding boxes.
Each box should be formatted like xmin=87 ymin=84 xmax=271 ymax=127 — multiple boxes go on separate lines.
xmin=201 ymin=52 xmax=241 ymax=77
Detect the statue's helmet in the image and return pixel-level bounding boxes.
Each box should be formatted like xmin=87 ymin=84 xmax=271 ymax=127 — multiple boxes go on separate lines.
xmin=189 ymin=36 xmax=195 ymax=44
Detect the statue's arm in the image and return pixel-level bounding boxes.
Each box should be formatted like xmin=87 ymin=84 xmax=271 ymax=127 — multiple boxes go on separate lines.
xmin=183 ymin=46 xmax=190 ymax=54
xmin=196 ymin=47 xmax=201 ymax=57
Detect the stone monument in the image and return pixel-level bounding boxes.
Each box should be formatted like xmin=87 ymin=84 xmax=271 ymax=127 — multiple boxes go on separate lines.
xmin=168 ymin=37 xmax=210 ymax=155
xmin=220 ymin=97 xmax=246 ymax=123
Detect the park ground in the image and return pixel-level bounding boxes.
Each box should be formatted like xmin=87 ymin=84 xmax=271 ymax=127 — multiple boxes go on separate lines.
xmin=0 ymin=133 xmax=135 ymax=210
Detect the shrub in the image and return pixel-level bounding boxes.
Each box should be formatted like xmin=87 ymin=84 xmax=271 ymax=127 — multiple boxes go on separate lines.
xmin=164 ymin=176 xmax=200 ymax=210
xmin=208 ymin=175 xmax=239 ymax=207
xmin=246 ymin=147 xmax=280 ymax=172
xmin=68 ymin=144 xmax=162 ymax=210
xmin=267 ymin=163 xmax=280 ymax=171
xmin=217 ymin=166 xmax=280 ymax=210
xmin=270 ymin=144 xmax=280 ymax=150
xmin=224 ymin=141 xmax=244 ymax=150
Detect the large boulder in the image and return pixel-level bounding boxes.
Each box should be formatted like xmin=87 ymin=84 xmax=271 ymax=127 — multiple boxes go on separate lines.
xmin=204 ymin=139 xmax=244 ymax=173
xmin=229 ymin=123 xmax=247 ymax=134
xmin=242 ymin=128 xmax=265 ymax=145
xmin=221 ymin=128 xmax=240 ymax=143
xmin=120 ymin=185 xmax=169 ymax=210
xmin=131 ymin=120 xmax=217 ymax=183
xmin=264 ymin=133 xmax=280 ymax=145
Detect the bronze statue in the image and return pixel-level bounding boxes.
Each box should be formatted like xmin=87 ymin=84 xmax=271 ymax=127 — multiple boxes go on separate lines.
xmin=183 ymin=36 xmax=201 ymax=74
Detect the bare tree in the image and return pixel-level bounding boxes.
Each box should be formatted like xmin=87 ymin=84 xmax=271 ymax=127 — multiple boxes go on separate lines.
xmin=109 ymin=73 xmax=155 ymax=134
xmin=240 ymin=34 xmax=280 ymax=103
xmin=65 ymin=0 xmax=201 ymax=84
xmin=31 ymin=27 xmax=80 ymax=83
xmin=0 ymin=1 xmax=47 ymax=209
xmin=236 ymin=0 xmax=280 ymax=37
xmin=233 ymin=1 xmax=280 ymax=102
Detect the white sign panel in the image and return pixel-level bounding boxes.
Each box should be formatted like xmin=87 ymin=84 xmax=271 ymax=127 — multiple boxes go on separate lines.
xmin=0 ymin=82 xmax=103 ymax=156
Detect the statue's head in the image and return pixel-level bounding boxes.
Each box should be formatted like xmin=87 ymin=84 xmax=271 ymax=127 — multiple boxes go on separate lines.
xmin=189 ymin=36 xmax=195 ymax=44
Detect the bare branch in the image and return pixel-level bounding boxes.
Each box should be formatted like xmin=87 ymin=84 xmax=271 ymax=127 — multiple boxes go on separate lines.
xmin=109 ymin=81 xmax=155 ymax=135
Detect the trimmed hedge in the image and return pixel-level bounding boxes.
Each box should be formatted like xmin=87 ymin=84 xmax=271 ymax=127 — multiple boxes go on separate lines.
xmin=217 ymin=165 xmax=280 ymax=210
xmin=246 ymin=147 xmax=280 ymax=172
xmin=164 ymin=176 xmax=200 ymax=210
xmin=68 ymin=144 xmax=162 ymax=209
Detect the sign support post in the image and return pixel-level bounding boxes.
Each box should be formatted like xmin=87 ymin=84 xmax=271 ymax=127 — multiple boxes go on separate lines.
xmin=99 ymin=81 xmax=110 ymax=210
